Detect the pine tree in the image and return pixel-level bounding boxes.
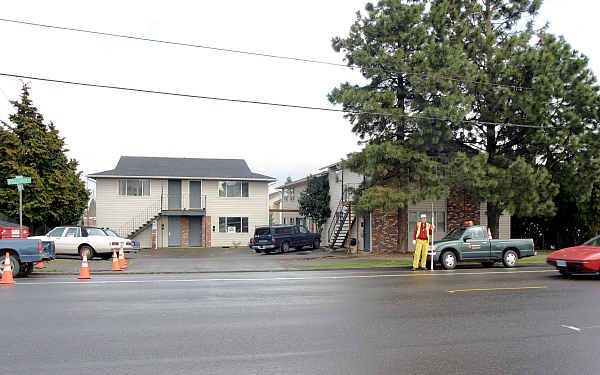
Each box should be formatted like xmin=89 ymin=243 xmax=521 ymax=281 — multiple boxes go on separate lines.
xmin=298 ymin=175 xmax=331 ymax=232
xmin=0 ymin=85 xmax=89 ymax=232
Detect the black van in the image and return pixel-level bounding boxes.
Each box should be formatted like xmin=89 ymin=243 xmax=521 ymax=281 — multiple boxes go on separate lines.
xmin=250 ymin=225 xmax=321 ymax=254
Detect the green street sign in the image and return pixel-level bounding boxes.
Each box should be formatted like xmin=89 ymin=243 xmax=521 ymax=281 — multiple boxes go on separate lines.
xmin=7 ymin=176 xmax=31 ymax=192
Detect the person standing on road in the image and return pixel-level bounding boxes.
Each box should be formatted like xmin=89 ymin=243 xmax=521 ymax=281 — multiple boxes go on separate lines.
xmin=412 ymin=213 xmax=432 ymax=271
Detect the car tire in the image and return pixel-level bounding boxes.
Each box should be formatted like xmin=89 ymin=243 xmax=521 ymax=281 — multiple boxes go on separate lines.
xmin=79 ymin=245 xmax=96 ymax=260
xmin=264 ymin=250 xmax=271 ymax=255
xmin=481 ymin=261 xmax=495 ymax=268
xmin=8 ymin=254 xmax=21 ymax=277
xmin=558 ymin=270 xmax=571 ymax=277
xmin=313 ymin=239 xmax=321 ymax=250
xmin=20 ymin=262 xmax=34 ymax=277
xmin=441 ymin=251 xmax=457 ymax=270
xmin=281 ymin=242 xmax=290 ymax=253
xmin=502 ymin=250 xmax=518 ymax=268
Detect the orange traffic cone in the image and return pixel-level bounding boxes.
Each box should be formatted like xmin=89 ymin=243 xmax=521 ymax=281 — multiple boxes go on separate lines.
xmin=118 ymin=245 xmax=128 ymax=270
xmin=487 ymin=227 xmax=493 ymax=240
xmin=0 ymin=252 xmax=15 ymax=285
xmin=111 ymin=249 xmax=121 ymax=272
xmin=78 ymin=251 xmax=91 ymax=280
xmin=35 ymin=261 xmax=46 ymax=269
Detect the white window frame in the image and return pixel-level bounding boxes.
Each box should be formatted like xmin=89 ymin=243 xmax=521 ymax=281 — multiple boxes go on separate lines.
xmin=218 ymin=181 xmax=249 ymax=198
xmin=119 ymin=179 xmax=150 ymax=196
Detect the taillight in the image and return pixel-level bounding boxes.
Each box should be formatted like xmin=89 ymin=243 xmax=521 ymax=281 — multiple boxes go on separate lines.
xmin=126 ymin=241 xmax=131 ymax=246
xmin=38 ymin=242 xmax=43 ymax=254
xmin=250 ymin=238 xmax=254 ymax=243
xmin=533 ymin=240 xmax=535 ymax=251
xmin=111 ymin=242 xmax=119 ymax=246
xmin=272 ymin=237 xmax=275 ymax=244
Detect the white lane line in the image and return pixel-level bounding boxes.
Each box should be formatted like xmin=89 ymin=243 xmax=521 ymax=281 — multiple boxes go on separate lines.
xmin=561 ymin=325 xmax=582 ymax=332
xmin=13 ymin=269 xmax=557 ymax=286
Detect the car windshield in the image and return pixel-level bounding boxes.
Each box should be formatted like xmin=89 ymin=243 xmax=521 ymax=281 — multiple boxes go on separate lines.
xmin=255 ymin=227 xmax=271 ymax=236
xmin=582 ymin=236 xmax=600 ymax=247
xmin=442 ymin=227 xmax=468 ymax=240
xmin=103 ymin=229 xmax=119 ymax=237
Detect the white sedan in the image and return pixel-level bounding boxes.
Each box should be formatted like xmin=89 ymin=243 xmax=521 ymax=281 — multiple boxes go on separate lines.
xmin=31 ymin=226 xmax=132 ymax=259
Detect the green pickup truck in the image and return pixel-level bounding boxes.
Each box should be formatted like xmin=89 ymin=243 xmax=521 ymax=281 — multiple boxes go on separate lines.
xmin=431 ymin=223 xmax=536 ymax=269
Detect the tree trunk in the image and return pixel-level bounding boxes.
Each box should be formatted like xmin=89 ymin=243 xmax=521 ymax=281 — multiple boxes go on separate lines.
xmin=487 ymin=202 xmax=501 ymax=239
xmin=397 ymin=203 xmax=408 ymax=252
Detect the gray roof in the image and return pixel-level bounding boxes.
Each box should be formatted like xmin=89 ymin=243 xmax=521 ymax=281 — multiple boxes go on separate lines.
xmin=88 ymin=156 xmax=275 ymax=181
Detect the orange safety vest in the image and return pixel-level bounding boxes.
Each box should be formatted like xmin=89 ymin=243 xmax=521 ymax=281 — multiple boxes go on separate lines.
xmin=415 ymin=222 xmax=431 ymax=241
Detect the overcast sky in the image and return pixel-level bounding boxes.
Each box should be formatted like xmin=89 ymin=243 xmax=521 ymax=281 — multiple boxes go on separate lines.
xmin=1 ymin=0 xmax=598 ymax=194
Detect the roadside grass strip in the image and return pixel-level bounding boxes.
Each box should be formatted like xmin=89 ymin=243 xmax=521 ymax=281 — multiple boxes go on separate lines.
xmin=448 ymin=286 xmax=548 ymax=294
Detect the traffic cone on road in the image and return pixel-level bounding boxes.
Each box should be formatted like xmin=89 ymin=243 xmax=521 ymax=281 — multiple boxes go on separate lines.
xmin=0 ymin=252 xmax=15 ymax=285
xmin=35 ymin=261 xmax=46 ymax=269
xmin=118 ymin=245 xmax=127 ymax=270
xmin=78 ymin=251 xmax=91 ymax=280
xmin=487 ymin=227 xmax=493 ymax=240
xmin=111 ymin=249 xmax=121 ymax=272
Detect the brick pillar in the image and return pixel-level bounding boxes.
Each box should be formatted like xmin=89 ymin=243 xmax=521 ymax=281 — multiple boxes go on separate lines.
xmin=447 ymin=186 xmax=481 ymax=229
xmin=202 ymin=216 xmax=211 ymax=248
xmin=181 ymin=216 xmax=190 ymax=248
xmin=371 ymin=210 xmax=399 ymax=253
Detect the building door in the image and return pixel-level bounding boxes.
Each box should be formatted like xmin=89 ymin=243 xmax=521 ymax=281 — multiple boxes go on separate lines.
xmin=363 ymin=214 xmax=371 ymax=252
xmin=168 ymin=180 xmax=181 ymax=209
xmin=189 ymin=181 xmax=202 ymax=209
xmin=189 ymin=217 xmax=203 ymax=247
xmin=168 ymin=216 xmax=182 ymax=247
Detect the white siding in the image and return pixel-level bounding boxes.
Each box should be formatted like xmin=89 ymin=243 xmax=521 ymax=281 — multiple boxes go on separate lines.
xmin=133 ymin=225 xmax=153 ymax=248
xmin=322 ymin=166 xmax=364 ymax=243
xmin=204 ymin=180 xmax=269 ymax=247
xmin=96 ymin=178 xmax=167 ymax=235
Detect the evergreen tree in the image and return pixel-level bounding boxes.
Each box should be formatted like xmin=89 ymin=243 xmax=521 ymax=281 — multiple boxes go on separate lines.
xmin=331 ymin=0 xmax=600 ymax=239
xmin=298 ymin=175 xmax=331 ymax=232
xmin=0 ymin=85 xmax=89 ymax=232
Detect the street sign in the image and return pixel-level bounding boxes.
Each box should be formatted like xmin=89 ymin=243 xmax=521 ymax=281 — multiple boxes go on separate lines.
xmin=6 ymin=176 xmax=32 ymax=237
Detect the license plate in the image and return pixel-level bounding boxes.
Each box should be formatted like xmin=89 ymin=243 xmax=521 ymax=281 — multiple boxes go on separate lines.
xmin=556 ymin=260 xmax=567 ymax=267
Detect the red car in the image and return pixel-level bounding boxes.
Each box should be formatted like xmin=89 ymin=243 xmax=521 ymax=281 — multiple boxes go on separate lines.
xmin=547 ymin=235 xmax=600 ymax=276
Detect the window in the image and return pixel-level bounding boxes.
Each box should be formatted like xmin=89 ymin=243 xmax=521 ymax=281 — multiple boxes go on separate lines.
xmin=468 ymin=227 xmax=486 ymax=240
xmin=219 ymin=217 xmax=249 ymax=233
xmin=219 ymin=181 xmax=249 ymax=197
xmin=283 ymin=189 xmax=289 ymax=201
xmin=119 ymin=179 xmax=150 ymax=196
xmin=48 ymin=227 xmax=65 ymax=237
xmin=290 ymin=188 xmax=295 ymax=201
xmin=274 ymin=227 xmax=293 ymax=235
xmin=335 ymin=169 xmax=342 ymax=183
xmin=298 ymin=226 xmax=308 ymax=234
xmin=86 ymin=228 xmax=106 ymax=236
xmin=583 ymin=236 xmax=600 ymax=247
xmin=65 ymin=227 xmax=80 ymax=237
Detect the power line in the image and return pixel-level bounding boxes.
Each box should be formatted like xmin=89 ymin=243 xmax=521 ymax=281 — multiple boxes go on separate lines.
xmin=0 ymin=17 xmax=531 ymax=91
xmin=0 ymin=72 xmax=543 ymax=129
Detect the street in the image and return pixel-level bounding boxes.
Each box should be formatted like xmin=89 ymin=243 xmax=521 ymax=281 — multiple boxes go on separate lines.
xmin=3 ymin=267 xmax=600 ymax=375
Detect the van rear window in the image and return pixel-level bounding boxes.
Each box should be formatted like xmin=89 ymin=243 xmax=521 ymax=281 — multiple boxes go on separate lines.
xmin=255 ymin=228 xmax=271 ymax=236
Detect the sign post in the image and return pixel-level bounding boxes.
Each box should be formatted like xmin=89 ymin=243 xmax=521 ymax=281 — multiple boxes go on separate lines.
xmin=7 ymin=176 xmax=32 ymax=238
xmin=430 ymin=202 xmax=435 ymax=272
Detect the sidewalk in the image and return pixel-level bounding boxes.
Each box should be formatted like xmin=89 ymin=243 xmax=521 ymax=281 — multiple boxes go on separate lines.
xmin=34 ymin=247 xmax=550 ymax=275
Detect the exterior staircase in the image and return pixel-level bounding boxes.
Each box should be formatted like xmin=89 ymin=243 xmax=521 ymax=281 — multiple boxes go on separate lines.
xmin=116 ymin=199 xmax=163 ymax=239
xmin=327 ymin=200 xmax=356 ymax=249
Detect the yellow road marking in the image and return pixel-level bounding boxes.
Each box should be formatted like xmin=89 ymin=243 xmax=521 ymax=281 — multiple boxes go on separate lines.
xmin=448 ymin=286 xmax=548 ymax=294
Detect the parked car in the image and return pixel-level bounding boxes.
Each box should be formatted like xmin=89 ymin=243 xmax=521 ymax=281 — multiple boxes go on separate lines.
xmin=0 ymin=238 xmax=55 ymax=277
xmin=250 ymin=225 xmax=321 ymax=254
xmin=431 ymin=221 xmax=536 ymax=269
xmin=101 ymin=228 xmax=139 ymax=254
xmin=546 ymin=235 xmax=600 ymax=276
xmin=30 ymin=226 xmax=132 ymax=259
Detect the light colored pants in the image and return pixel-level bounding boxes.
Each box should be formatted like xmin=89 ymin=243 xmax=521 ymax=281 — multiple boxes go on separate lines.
xmin=413 ymin=239 xmax=429 ymax=268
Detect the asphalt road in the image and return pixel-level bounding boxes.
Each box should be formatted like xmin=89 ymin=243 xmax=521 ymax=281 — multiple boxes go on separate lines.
xmin=3 ymin=266 xmax=600 ymax=375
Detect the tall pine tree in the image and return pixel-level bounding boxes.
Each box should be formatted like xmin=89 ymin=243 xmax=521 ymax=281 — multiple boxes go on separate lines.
xmin=0 ymin=85 xmax=89 ymax=232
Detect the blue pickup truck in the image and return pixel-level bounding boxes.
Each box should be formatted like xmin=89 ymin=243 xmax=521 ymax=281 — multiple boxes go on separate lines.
xmin=250 ymin=225 xmax=321 ymax=254
xmin=0 ymin=239 xmax=55 ymax=277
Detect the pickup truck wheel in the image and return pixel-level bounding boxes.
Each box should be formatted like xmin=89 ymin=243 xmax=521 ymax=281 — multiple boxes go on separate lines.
xmin=441 ymin=251 xmax=457 ymax=270
xmin=481 ymin=261 xmax=495 ymax=268
xmin=79 ymin=246 xmax=96 ymax=260
xmin=502 ymin=250 xmax=518 ymax=268
xmin=21 ymin=262 xmax=34 ymax=276
xmin=313 ymin=239 xmax=321 ymax=250
xmin=8 ymin=255 xmax=21 ymax=277
xmin=281 ymin=242 xmax=290 ymax=253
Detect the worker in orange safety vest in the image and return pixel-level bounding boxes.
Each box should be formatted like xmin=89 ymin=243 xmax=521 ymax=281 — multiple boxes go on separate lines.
xmin=412 ymin=213 xmax=433 ymax=271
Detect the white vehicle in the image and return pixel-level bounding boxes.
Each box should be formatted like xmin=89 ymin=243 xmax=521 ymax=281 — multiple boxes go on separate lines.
xmin=30 ymin=226 xmax=132 ymax=259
